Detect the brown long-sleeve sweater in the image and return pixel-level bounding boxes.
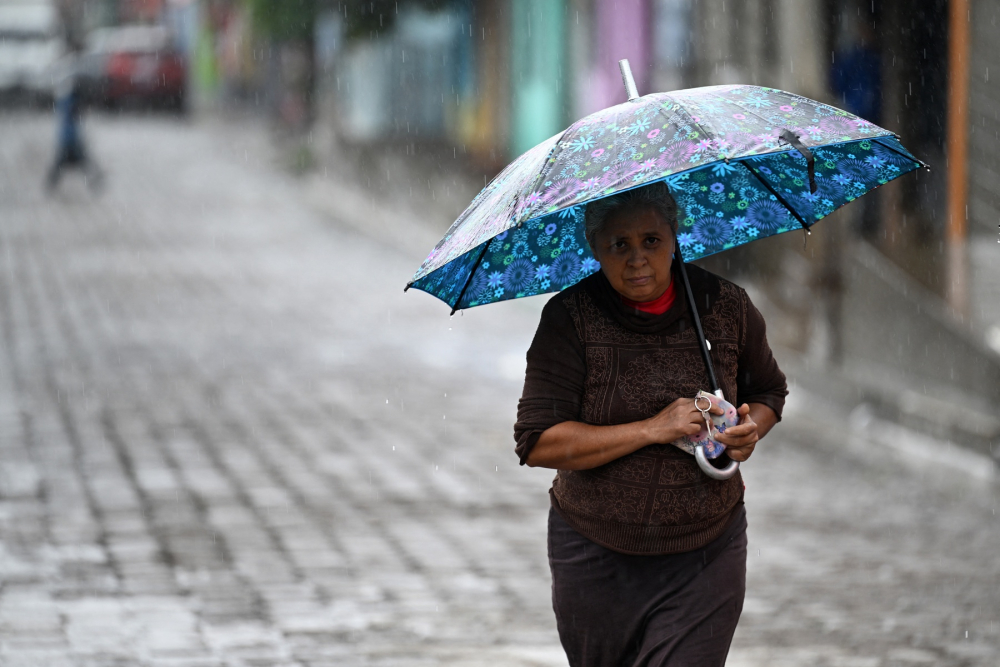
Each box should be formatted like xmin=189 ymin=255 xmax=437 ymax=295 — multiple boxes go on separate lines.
xmin=514 ymin=264 xmax=787 ymax=555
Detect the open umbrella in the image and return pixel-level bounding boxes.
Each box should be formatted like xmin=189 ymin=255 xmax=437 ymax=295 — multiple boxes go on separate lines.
xmin=406 ymin=60 xmax=926 ymax=478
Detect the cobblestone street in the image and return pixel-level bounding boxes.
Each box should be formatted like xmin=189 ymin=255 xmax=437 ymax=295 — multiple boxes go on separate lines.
xmin=1 ymin=113 xmax=998 ymax=666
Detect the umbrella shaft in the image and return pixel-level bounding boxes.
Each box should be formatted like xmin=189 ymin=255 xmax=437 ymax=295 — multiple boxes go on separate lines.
xmin=675 ymin=252 xmax=721 ymax=395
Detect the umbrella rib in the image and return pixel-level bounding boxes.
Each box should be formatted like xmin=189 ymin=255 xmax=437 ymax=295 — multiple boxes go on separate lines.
xmin=871 ymin=137 xmax=930 ymax=169
xmin=738 ymin=161 xmax=811 ymax=230
xmin=668 ymin=95 xmax=717 ymax=148
xmin=449 ymin=242 xmax=490 ymax=316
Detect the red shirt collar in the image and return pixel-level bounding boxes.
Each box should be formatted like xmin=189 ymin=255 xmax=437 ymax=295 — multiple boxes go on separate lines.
xmin=620 ymin=278 xmax=677 ymax=315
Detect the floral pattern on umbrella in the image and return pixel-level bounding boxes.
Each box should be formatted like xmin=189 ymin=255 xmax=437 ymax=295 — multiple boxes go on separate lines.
xmin=408 ymin=85 xmax=924 ymax=311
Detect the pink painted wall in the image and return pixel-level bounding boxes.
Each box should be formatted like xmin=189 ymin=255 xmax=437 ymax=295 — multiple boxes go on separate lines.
xmin=583 ymin=0 xmax=652 ymax=115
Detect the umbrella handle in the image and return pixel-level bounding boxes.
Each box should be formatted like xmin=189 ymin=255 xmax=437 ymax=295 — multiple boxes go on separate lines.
xmin=694 ymin=445 xmax=740 ymax=480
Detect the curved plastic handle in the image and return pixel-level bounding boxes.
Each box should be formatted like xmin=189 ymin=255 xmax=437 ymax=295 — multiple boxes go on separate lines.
xmin=694 ymin=444 xmax=740 ymax=480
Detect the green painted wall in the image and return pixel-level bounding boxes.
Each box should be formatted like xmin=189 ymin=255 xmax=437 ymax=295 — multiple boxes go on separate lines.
xmin=509 ymin=0 xmax=567 ymax=157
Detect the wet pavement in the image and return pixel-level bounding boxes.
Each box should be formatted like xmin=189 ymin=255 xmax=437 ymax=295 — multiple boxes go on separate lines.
xmin=0 ymin=112 xmax=998 ymax=666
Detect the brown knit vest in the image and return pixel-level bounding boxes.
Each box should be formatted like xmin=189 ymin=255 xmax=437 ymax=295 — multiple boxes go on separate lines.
xmin=550 ymin=276 xmax=746 ymax=555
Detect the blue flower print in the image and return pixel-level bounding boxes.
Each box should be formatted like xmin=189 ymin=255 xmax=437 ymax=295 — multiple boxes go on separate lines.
xmin=558 ymin=206 xmax=580 ymax=219
xmin=488 ymin=271 xmax=503 ymax=288
xmin=677 ymin=232 xmax=696 ymax=247
xmin=569 ymin=135 xmax=595 ymax=153
xmin=730 ymin=216 xmax=749 ymax=230
xmin=710 ymin=161 xmax=740 ymax=177
xmin=626 ymin=118 xmax=651 ymax=136
xmin=502 ymin=258 xmax=534 ymax=293
xmin=535 ymin=264 xmax=550 ymax=280
xmin=552 ymin=253 xmax=582 ymax=286
xmin=694 ymin=217 xmax=732 ymax=247
xmin=746 ymin=199 xmax=790 ymax=233
xmin=559 ymin=234 xmax=578 ymax=252
xmin=710 ymin=182 xmax=725 ymax=193
xmin=581 ymin=257 xmax=600 ymax=274
xmin=545 ymin=222 xmax=558 ymax=235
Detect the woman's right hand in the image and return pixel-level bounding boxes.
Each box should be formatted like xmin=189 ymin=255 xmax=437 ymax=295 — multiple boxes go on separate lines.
xmin=643 ymin=397 xmax=723 ymax=444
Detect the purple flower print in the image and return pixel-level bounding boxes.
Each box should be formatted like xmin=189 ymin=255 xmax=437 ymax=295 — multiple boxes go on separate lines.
xmin=819 ymin=116 xmax=856 ymax=137
xmin=600 ymin=162 xmax=639 ymax=189
xmin=656 ymin=140 xmax=697 ymax=170
xmin=543 ymin=179 xmax=580 ymax=206
xmin=591 ymin=148 xmax=605 ymax=158
xmin=647 ymin=129 xmax=660 ymax=139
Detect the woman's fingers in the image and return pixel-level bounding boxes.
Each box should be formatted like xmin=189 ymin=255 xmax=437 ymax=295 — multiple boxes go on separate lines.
xmin=716 ymin=433 xmax=753 ymax=448
xmin=715 ymin=425 xmax=757 ymax=447
xmin=724 ymin=442 xmax=755 ymax=461
xmin=719 ymin=422 xmax=755 ymax=437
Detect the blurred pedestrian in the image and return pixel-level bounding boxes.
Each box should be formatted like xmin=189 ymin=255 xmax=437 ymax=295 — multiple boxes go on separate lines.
xmin=514 ymin=182 xmax=788 ymax=666
xmin=46 ymin=56 xmax=102 ymax=192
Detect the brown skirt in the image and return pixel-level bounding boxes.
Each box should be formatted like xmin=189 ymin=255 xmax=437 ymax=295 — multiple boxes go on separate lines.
xmin=548 ymin=504 xmax=747 ymax=667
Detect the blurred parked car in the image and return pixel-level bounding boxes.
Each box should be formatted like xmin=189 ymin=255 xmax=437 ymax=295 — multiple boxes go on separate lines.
xmin=80 ymin=25 xmax=186 ymax=112
xmin=0 ymin=0 xmax=64 ymax=103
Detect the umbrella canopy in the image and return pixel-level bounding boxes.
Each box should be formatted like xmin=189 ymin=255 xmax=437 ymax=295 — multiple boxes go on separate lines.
xmin=407 ymin=83 xmax=925 ymax=313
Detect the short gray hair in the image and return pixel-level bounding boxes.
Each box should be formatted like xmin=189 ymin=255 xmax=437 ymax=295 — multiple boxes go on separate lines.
xmin=584 ymin=181 xmax=678 ymax=248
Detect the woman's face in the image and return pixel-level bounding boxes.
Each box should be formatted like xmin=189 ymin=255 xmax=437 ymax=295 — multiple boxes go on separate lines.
xmin=591 ymin=205 xmax=675 ymax=303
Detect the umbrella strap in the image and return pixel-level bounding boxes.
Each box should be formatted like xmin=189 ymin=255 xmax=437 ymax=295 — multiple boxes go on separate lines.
xmin=674 ymin=245 xmax=721 ymax=395
xmin=779 ymin=129 xmax=817 ymax=194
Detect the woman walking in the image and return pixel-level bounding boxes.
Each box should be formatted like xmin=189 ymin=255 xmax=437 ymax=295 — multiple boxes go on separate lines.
xmin=514 ymin=181 xmax=787 ymax=666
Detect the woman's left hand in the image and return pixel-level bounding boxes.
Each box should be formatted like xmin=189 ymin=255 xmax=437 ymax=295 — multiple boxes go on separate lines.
xmin=713 ymin=403 xmax=759 ymax=462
